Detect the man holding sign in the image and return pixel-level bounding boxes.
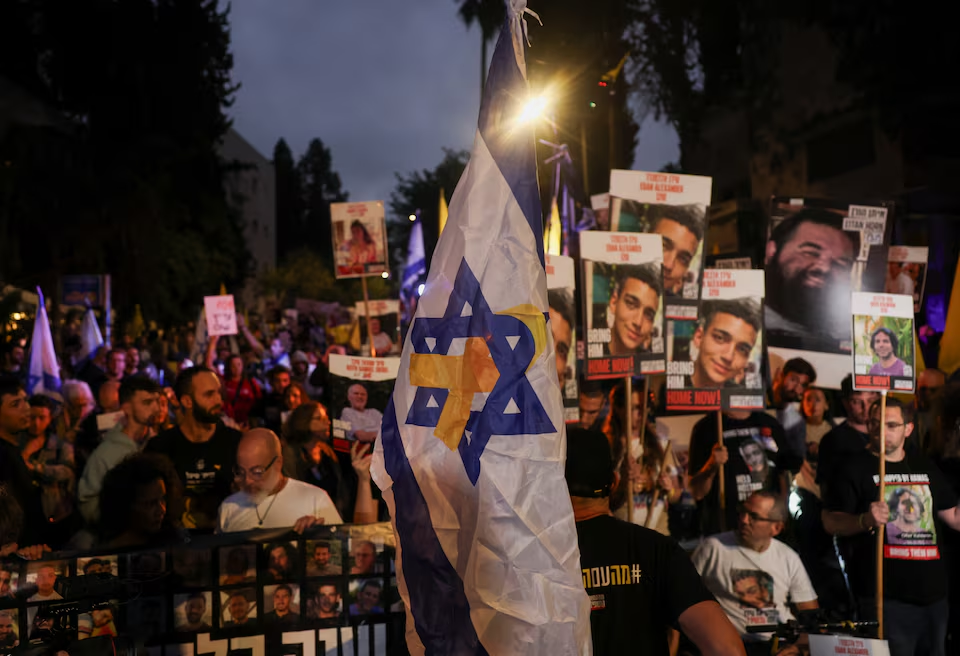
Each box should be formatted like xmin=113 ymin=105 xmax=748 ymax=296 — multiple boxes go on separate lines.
xmin=822 ymin=398 xmax=960 ymax=656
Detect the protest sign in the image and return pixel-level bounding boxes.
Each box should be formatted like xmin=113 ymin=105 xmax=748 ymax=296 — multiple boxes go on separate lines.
xmin=331 ymin=201 xmax=389 ymax=279
xmin=204 ymin=295 xmax=237 ymax=337
xmin=580 ymin=231 xmax=665 ymax=380
xmin=609 ymin=169 xmax=712 ymax=301
xmin=590 ymin=193 xmax=610 ymax=230
xmin=327 ymin=353 xmax=398 ymax=452
xmin=546 ymin=254 xmax=579 ymax=423
xmin=765 ymin=197 xmax=893 ymax=389
xmin=851 ymin=292 xmax=915 ymax=393
xmin=885 ymin=246 xmax=928 ymax=314
xmin=809 ymin=634 xmax=890 ymax=656
xmin=666 ymin=269 xmax=765 ymax=411
xmin=353 ymin=299 xmax=401 ymax=356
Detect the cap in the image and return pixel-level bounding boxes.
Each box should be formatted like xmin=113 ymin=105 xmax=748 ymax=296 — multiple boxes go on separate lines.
xmin=565 ymin=427 xmax=613 ymax=498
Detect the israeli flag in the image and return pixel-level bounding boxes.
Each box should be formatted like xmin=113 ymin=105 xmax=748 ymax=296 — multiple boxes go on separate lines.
xmin=371 ymin=3 xmax=592 ymax=654
xmin=77 ymin=306 xmax=104 ymax=364
xmin=27 ymin=287 xmax=62 ymax=396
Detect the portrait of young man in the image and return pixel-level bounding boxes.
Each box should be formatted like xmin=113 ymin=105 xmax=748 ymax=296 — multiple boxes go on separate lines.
xmin=686 ymin=299 xmax=761 ymax=389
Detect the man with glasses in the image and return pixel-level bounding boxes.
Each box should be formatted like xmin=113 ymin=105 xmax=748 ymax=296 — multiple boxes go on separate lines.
xmin=216 ymin=427 xmax=341 ymax=532
xmin=822 ymin=397 xmax=960 ymax=656
xmin=693 ymin=491 xmax=819 ymax=656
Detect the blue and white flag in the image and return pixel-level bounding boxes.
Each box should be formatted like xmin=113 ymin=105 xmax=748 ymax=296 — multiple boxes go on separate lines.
xmin=77 ymin=306 xmax=104 ymax=364
xmin=402 ymin=216 xmax=427 ymax=322
xmin=371 ymin=4 xmax=592 ymax=654
xmin=27 ymin=287 xmax=62 ymax=397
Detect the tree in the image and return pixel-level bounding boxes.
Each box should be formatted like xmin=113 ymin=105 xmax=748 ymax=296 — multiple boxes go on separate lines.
xmin=389 ymin=149 xmax=469 ymax=273
xmin=273 ymin=138 xmax=303 ymax=262
xmin=259 ymin=248 xmax=395 ymax=307
xmin=298 ymin=138 xmax=348 ymax=267
xmin=455 ymin=0 xmax=506 ymax=94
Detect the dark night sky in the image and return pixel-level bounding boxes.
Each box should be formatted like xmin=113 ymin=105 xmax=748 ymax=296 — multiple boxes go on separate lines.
xmin=228 ymin=0 xmax=679 ymax=212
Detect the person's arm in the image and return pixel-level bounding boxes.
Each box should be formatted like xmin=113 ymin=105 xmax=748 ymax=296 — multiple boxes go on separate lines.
xmin=821 ymin=501 xmax=887 ymax=537
xmin=236 ymin=313 xmax=265 ymax=357
xmin=351 ymin=442 xmax=378 ymax=524
xmin=938 ymin=506 xmax=960 ymax=531
xmin=677 ymin=601 xmax=747 ymax=656
xmin=689 ymin=444 xmax=729 ymax=501
xmin=204 ymin=336 xmax=218 ymax=371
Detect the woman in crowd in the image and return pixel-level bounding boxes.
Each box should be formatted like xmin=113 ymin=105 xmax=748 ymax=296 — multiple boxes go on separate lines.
xmin=220 ymin=353 xmax=262 ymax=428
xmin=281 ymin=381 xmax=306 ymax=427
xmin=98 ymin=453 xmax=184 ymax=549
xmin=800 ymin=386 xmax=837 ymax=444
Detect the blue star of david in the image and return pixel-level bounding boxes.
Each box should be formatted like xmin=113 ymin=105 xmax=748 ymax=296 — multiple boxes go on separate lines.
xmin=405 ymin=259 xmax=555 ymax=485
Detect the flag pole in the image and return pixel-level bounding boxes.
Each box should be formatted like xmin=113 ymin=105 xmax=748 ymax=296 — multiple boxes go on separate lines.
xmin=625 ymin=375 xmax=633 ymax=524
xmin=646 ymin=440 xmax=672 ymax=529
xmin=877 ymin=389 xmax=887 ymax=639
xmin=362 ymin=275 xmax=375 ymax=357
xmin=717 ymin=411 xmax=726 ymax=531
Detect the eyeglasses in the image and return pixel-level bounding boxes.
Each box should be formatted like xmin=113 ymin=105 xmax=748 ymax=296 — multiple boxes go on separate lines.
xmin=866 ymin=420 xmax=906 ymax=431
xmin=737 ymin=504 xmax=777 ymax=523
xmin=232 ymin=456 xmax=277 ymax=481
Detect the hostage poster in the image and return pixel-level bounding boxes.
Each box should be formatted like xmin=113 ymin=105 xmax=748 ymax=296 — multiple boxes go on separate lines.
xmin=331 ymin=201 xmax=389 ymax=279
xmin=608 ymin=169 xmax=712 ymax=302
xmin=885 ymin=246 xmax=929 ymax=314
xmin=851 ymin=292 xmax=915 ymax=393
xmin=764 ymin=197 xmax=892 ymax=389
xmin=580 ymin=231 xmax=665 ymax=380
xmin=666 ymin=269 xmax=765 ymax=411
xmin=546 ymin=253 xmax=579 ymax=423
xmin=327 ymin=353 xmax=399 ymax=452
xmin=353 ymin=299 xmax=401 ymax=357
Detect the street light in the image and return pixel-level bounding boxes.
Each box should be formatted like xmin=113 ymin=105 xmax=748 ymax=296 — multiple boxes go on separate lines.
xmin=517 ymin=94 xmax=550 ymax=124
xmin=408 ymin=214 xmax=417 ymax=222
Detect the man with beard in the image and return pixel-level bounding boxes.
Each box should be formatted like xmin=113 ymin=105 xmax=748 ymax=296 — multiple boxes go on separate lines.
xmin=764 ymin=209 xmax=860 ymax=351
xmin=867 ymin=327 xmax=908 ymax=377
xmin=178 ymin=593 xmax=211 ymax=631
xmin=145 ymin=367 xmax=241 ymax=530
xmin=604 ymin=263 xmax=662 ymax=356
xmin=312 ymin=583 xmax=342 ymax=619
xmin=816 ymin=375 xmax=879 ymax=499
xmin=0 ymin=611 xmax=18 ymax=648
xmin=216 ymin=428 xmax=340 ymax=532
xmin=767 ymin=359 xmax=817 ymax=463
xmin=78 ymin=376 xmax=161 ymax=523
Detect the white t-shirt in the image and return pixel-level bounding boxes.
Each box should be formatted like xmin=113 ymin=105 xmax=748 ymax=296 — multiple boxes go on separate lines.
xmin=692 ymin=531 xmax=817 ymax=641
xmin=217 ymin=478 xmax=342 ymax=533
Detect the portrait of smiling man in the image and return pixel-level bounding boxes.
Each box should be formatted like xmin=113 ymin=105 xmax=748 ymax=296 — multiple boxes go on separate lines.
xmin=604 ymin=262 xmax=662 ymax=356
xmin=688 ymin=299 xmax=761 ymax=389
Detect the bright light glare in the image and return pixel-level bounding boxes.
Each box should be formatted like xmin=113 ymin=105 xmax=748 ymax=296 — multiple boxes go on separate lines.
xmin=408 ymin=214 xmax=416 ymax=222
xmin=417 ymin=283 xmax=425 ymax=296
xmin=381 ymin=272 xmax=390 ymax=279
xmin=517 ymin=95 xmax=549 ymax=123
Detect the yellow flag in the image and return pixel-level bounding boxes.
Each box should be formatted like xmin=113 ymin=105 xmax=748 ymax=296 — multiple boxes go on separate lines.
xmin=544 ymin=198 xmax=561 ymax=256
xmin=348 ymin=320 xmax=361 ymax=352
xmin=601 ymin=52 xmax=630 ymax=83
xmin=439 ymin=187 xmax=449 ymax=235
xmin=939 ymin=257 xmax=960 ymax=375
xmin=219 ymin=282 xmax=227 ymax=296
xmin=130 ymin=304 xmax=145 ymax=339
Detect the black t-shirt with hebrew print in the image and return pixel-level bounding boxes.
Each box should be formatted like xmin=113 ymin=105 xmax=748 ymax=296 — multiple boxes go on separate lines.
xmin=823 ymin=450 xmax=957 ymax=605
xmin=576 ymin=515 xmax=714 ymax=656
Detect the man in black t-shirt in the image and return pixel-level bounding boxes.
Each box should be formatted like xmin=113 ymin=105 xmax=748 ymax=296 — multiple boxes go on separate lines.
xmin=565 ymin=427 xmax=745 ymax=656
xmin=689 ymin=411 xmax=800 ymax=536
xmin=816 ymin=375 xmax=878 ymax=498
xmin=0 ymin=378 xmax=45 ymax=549
xmin=145 ymin=367 xmax=240 ymax=531
xmin=822 ymin=397 xmax=960 ymax=656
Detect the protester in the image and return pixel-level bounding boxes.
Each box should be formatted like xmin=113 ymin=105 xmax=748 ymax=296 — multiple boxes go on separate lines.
xmin=144 ymin=366 xmax=241 ymax=530
xmin=341 ymin=383 xmax=382 ymax=443
xmin=97 ymin=452 xmax=184 ymax=549
xmin=689 ymin=409 xmax=799 ymax=536
xmin=0 ymin=344 xmax=24 ymax=376
xmin=250 ymin=365 xmax=291 ymax=432
xmin=800 ymin=387 xmax=836 ymax=445
xmin=220 ymin=353 xmax=262 ymax=428
xmin=768 ymin=358 xmax=817 ymax=461
xmin=822 ymin=397 xmax=960 ymax=656
xmin=0 ymin=378 xmax=46 ymax=549
xmin=281 ymin=381 xmax=305 ymax=426
xmin=693 ymin=491 xmax=819 ymax=656
xmin=77 ymin=376 xmax=161 ymax=523
xmin=816 ymin=375 xmax=879 ymax=498
xmin=577 ymin=378 xmax=607 ymax=430
xmin=58 ymin=379 xmax=96 ymax=445
xmin=216 ymin=428 xmax=343 ymax=532
xmin=565 ymin=426 xmax=746 ymax=656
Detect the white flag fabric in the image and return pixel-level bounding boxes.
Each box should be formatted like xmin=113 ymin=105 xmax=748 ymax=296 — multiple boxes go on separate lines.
xmin=26 ymin=288 xmax=61 ymax=397
xmin=370 ymin=3 xmax=592 ymax=654
xmin=77 ymin=306 xmax=104 ymax=364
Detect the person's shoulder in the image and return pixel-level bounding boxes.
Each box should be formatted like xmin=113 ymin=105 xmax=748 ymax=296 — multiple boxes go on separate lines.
xmin=770 ymin=536 xmax=803 ymax=560
xmin=145 ymin=426 xmax=182 ymax=451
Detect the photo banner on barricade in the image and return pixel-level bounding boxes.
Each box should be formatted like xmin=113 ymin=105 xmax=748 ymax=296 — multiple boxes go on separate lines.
xmin=0 ymin=522 xmax=403 ymax=656
xmin=609 ymin=169 xmax=712 ymax=302
xmin=546 ymin=254 xmax=579 ymax=423
xmin=666 ymin=269 xmax=765 ymax=411
xmin=851 ymin=292 xmax=916 ymax=393
xmin=885 ymin=246 xmax=929 ymax=315
xmin=580 ymin=231 xmax=665 ymax=380
xmin=327 ymin=353 xmax=399 ymax=452
xmin=765 ymin=197 xmax=893 ymax=389
xmin=352 ymin=299 xmax=401 ymax=356
xmin=331 ymin=201 xmax=389 ymax=280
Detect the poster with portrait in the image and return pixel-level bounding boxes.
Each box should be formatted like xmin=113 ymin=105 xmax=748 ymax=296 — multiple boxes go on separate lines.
xmin=591 ymin=193 xmax=610 ymax=231
xmin=331 ymin=200 xmax=389 ymax=279
xmin=886 ymin=246 xmax=928 ymax=314
xmin=851 ymin=292 xmax=915 ymax=393
xmin=327 ymin=353 xmax=399 ymax=452
xmin=546 ymin=254 xmax=579 ymax=423
xmin=609 ymin=169 xmax=712 ymax=302
xmin=666 ymin=269 xmax=765 ymax=411
xmin=580 ymin=231 xmax=665 ymax=380
xmin=353 ymin=299 xmax=401 ymax=356
xmin=765 ymin=197 xmax=893 ymax=389
xmin=881 ymin=476 xmax=939 ymax=560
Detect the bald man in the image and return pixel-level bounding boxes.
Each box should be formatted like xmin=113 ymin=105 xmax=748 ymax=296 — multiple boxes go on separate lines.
xmin=216 ymin=428 xmax=342 ymax=533
xmin=341 ymin=384 xmax=382 ymax=442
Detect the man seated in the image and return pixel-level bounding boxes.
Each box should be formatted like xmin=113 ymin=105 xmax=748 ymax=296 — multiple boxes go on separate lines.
xmin=692 ymin=491 xmax=819 ymax=656
xmin=565 ymin=426 xmax=746 ymax=656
